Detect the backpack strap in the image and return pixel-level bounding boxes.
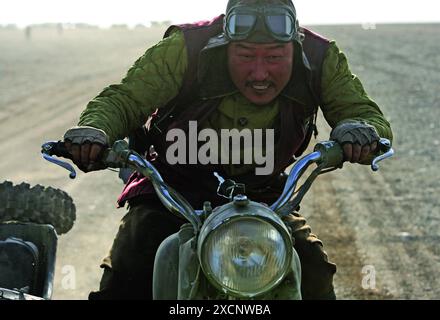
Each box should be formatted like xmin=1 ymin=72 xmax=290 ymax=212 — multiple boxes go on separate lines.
xmin=301 ymin=27 xmax=331 ymax=106
xmin=295 ymin=27 xmax=331 ymax=154
xmin=151 ymin=16 xmax=225 ymax=132
xmin=128 ymin=16 xmax=224 ymax=155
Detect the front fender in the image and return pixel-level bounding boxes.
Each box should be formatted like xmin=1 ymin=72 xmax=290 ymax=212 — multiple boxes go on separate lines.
xmin=153 ymin=223 xmax=200 ymax=300
xmin=152 ymin=232 xmax=179 ymax=300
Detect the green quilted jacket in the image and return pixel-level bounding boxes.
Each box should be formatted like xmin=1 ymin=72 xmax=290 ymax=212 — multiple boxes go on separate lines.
xmin=78 ymin=28 xmax=393 ymax=174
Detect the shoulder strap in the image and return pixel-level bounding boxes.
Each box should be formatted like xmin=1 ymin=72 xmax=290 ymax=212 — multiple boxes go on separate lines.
xmin=300 ymin=27 xmax=331 ymax=106
xmin=153 ymin=16 xmax=225 ymax=129
xmin=290 ymin=28 xmax=331 ymax=156
xmin=296 ymin=27 xmax=331 ymax=148
xmin=130 ymin=16 xmax=224 ymax=155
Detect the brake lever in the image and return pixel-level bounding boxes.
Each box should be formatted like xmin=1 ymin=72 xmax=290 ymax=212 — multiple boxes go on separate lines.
xmin=42 ymin=153 xmax=77 ymax=179
xmin=371 ymin=138 xmax=394 ymax=172
xmin=41 ymin=142 xmax=77 ymax=179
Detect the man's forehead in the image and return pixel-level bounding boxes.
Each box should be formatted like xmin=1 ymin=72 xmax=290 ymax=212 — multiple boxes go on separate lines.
xmin=232 ymin=42 xmax=292 ymax=50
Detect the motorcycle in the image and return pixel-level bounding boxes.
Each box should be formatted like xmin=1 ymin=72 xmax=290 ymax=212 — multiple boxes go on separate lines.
xmin=0 ymin=181 xmax=76 ymax=300
xmin=41 ymin=138 xmax=393 ymax=299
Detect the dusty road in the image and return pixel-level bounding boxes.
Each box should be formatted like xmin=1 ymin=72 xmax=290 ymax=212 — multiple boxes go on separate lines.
xmin=0 ymin=24 xmax=439 ymax=299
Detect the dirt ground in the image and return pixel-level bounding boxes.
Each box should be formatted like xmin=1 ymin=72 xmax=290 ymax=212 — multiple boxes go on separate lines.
xmin=0 ymin=24 xmax=439 ymax=300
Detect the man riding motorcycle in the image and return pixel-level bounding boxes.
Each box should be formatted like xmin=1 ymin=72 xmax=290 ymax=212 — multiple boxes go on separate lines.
xmin=62 ymin=0 xmax=393 ymax=300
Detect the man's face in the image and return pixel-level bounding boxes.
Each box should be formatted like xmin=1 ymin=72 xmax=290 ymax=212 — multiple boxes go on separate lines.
xmin=227 ymin=41 xmax=294 ymax=105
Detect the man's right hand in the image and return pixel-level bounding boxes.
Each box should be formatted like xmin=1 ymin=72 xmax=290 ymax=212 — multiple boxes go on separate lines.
xmin=63 ymin=126 xmax=109 ymax=172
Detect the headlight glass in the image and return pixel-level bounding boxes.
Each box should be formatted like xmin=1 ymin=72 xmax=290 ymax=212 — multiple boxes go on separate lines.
xmin=201 ymin=216 xmax=289 ymax=296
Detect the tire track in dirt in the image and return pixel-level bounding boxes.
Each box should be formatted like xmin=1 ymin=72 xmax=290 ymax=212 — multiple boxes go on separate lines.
xmin=0 ymin=69 xmax=118 ymax=138
xmin=0 ymin=69 xmax=116 ymax=126
xmin=0 ymin=67 xmax=125 ymax=185
xmin=309 ymin=24 xmax=440 ymax=299
xmin=334 ymin=166 xmax=440 ymax=299
xmin=304 ymin=172 xmax=393 ymax=299
xmin=302 ymin=115 xmax=394 ymax=299
xmin=317 ymin=135 xmax=439 ymax=299
xmin=0 ymin=28 xmax=163 ymax=300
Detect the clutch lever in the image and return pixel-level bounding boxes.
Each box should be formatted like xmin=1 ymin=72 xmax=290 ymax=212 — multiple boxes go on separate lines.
xmin=371 ymin=138 xmax=394 ymax=171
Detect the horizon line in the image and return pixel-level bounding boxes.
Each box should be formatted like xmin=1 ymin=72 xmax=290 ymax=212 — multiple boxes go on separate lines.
xmin=2 ymin=20 xmax=440 ymax=30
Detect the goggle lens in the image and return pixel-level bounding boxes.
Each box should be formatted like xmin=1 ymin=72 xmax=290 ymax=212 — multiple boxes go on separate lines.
xmin=225 ymin=6 xmax=297 ymax=42
xmin=266 ymin=15 xmax=294 ymax=37
xmin=228 ymin=14 xmax=256 ymax=35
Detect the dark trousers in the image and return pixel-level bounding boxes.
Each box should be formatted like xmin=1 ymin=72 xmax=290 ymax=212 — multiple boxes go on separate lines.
xmin=89 ymin=200 xmax=337 ymax=300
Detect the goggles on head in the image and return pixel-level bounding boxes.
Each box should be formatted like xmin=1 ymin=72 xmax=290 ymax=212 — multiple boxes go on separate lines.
xmin=224 ymin=5 xmax=298 ymax=42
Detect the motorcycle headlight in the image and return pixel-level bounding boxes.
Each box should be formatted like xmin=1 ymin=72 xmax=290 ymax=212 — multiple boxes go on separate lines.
xmin=198 ymin=200 xmax=292 ymax=298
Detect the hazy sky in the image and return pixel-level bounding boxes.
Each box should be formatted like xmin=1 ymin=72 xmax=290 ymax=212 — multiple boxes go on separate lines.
xmin=2 ymin=0 xmax=440 ymax=27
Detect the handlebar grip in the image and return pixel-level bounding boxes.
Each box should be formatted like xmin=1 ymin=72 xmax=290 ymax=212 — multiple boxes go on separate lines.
xmin=313 ymin=141 xmax=344 ymax=168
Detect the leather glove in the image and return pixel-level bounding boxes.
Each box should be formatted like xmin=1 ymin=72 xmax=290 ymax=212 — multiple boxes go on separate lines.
xmin=64 ymin=126 xmax=109 ymax=145
xmin=63 ymin=126 xmax=109 ymax=172
xmin=330 ymin=121 xmax=379 ymax=163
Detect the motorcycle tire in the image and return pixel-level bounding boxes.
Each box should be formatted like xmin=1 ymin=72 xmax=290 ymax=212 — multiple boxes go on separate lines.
xmin=0 ymin=181 xmax=76 ymax=235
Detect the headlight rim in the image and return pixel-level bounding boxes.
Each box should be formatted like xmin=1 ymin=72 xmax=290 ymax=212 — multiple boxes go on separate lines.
xmin=197 ymin=202 xmax=293 ymax=298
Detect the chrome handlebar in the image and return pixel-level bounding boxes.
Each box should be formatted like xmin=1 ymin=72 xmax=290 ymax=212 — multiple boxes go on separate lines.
xmin=270 ymin=151 xmax=322 ymax=212
xmin=270 ymin=138 xmax=394 ymax=213
xmin=127 ymin=153 xmax=201 ymax=230
xmin=41 ymin=138 xmax=394 ymax=231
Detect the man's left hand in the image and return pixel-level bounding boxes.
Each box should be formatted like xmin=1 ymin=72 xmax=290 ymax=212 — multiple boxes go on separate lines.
xmin=330 ymin=121 xmax=380 ymax=164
